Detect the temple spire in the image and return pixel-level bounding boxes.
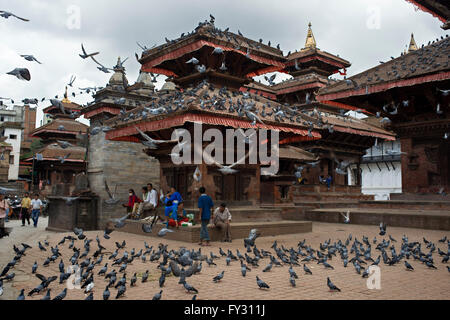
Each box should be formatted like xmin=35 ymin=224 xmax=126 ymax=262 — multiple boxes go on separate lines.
xmin=304 ymin=22 xmax=317 ymax=50
xmin=62 ymin=86 xmax=70 ymax=103
xmin=408 ymin=33 xmax=418 ymax=52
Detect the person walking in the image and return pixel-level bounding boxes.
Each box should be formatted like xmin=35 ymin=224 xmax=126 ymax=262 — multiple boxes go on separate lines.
xmin=197 ymin=186 xmax=214 ymax=246
xmin=30 ymin=194 xmax=43 ymax=228
xmin=212 ymin=203 xmax=232 ymax=242
xmin=21 ymin=193 xmax=32 ymax=226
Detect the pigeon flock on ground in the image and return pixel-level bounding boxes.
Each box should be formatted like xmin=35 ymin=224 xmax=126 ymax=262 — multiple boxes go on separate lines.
xmin=0 ymin=221 xmax=448 ymax=300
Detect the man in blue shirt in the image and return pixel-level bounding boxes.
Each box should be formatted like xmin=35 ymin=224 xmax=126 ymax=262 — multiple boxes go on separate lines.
xmin=197 ymin=186 xmax=214 ymax=246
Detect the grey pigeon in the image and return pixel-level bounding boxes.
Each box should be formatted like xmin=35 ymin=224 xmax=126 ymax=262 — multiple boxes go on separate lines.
xmin=289 ymin=276 xmax=296 ymax=287
xmin=183 ymin=281 xmax=198 ymax=294
xmin=262 ymin=263 xmax=272 ymax=272
xmin=115 ymin=285 xmax=126 ymax=299
xmin=0 ymin=10 xmax=30 ymax=21
xmin=256 ymin=276 xmax=269 ymax=289
xmin=303 ymin=264 xmax=312 ymax=275
xmin=404 ymin=261 xmax=414 ymax=271
xmin=20 ymin=55 xmax=42 ymax=64
xmin=103 ymin=286 xmax=110 ymax=300
xmin=153 ymin=290 xmax=163 ymax=300
xmin=53 ymin=288 xmax=67 ymax=300
xmin=158 ymin=228 xmax=174 ymax=237
xmin=327 ymin=277 xmax=341 ymax=292
xmin=213 ymin=271 xmax=224 ymax=282
xmin=7 ymin=68 xmax=31 ymax=81
xmin=41 ymin=289 xmax=51 ymax=300
xmin=17 ymin=289 xmax=25 ymax=300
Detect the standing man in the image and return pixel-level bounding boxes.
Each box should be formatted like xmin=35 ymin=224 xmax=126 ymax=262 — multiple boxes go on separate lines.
xmin=147 ymin=183 xmax=158 ymax=208
xmin=21 ymin=193 xmax=32 ymax=226
xmin=197 ymin=186 xmax=214 ymax=246
xmin=326 ymin=175 xmax=333 ymax=190
xmin=212 ymin=203 xmax=232 ymax=242
xmin=31 ymin=194 xmax=43 ymax=228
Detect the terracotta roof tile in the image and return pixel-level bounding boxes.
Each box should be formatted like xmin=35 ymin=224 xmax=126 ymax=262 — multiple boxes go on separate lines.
xmin=27 ymin=144 xmax=86 ymax=162
xmin=318 ymin=36 xmax=450 ymax=97
xmin=31 ymin=119 xmax=89 ymax=137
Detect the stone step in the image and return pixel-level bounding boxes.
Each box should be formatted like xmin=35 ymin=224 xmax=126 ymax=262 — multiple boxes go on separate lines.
xmin=120 ymin=219 xmax=312 ymax=243
xmin=293 ymin=193 xmax=373 ymax=202
xmin=390 ymin=193 xmax=450 ymax=201
xmin=182 ymin=200 xmax=254 ymax=207
xmin=303 ymin=208 xmax=450 ymax=231
xmin=184 ymin=207 xmax=283 ymax=222
xmin=294 ymin=200 xmax=360 ymax=209
xmin=358 ymin=200 xmax=450 ymax=210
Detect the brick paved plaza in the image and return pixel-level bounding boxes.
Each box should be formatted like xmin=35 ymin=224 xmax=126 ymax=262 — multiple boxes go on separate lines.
xmin=2 ymin=220 xmax=449 ymax=300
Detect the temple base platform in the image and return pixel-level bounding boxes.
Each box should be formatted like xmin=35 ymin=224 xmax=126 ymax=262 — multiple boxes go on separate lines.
xmin=120 ymin=219 xmax=312 ymax=243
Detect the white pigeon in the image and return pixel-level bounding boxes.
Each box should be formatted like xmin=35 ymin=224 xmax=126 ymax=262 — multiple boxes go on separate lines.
xmin=193 ymin=166 xmax=202 ymax=182
xmin=85 ymin=281 xmax=94 ymax=294
xmin=340 ymin=211 xmax=350 ymax=224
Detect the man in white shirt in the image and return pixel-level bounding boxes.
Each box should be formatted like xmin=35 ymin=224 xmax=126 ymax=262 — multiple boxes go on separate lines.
xmin=30 ymin=194 xmax=43 ymax=228
xmin=212 ymin=203 xmax=232 ymax=242
xmin=147 ymin=183 xmax=158 ymax=208
xmin=137 ymin=184 xmax=157 ymax=218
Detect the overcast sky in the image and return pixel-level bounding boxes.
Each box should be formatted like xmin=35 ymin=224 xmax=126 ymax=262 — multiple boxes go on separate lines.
xmin=0 ymin=0 xmax=448 ymax=127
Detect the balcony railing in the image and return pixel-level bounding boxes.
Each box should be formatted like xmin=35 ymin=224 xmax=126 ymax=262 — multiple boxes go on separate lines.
xmin=361 ymin=154 xmax=401 ymax=163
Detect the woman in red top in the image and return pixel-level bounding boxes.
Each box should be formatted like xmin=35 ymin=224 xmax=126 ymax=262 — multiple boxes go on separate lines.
xmin=123 ymin=189 xmax=140 ymax=216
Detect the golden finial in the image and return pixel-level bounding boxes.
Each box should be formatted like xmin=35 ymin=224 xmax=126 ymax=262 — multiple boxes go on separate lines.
xmin=304 ymin=22 xmax=317 ymax=50
xmin=61 ymin=85 xmax=71 ymax=103
xmin=408 ymin=33 xmax=418 ymax=52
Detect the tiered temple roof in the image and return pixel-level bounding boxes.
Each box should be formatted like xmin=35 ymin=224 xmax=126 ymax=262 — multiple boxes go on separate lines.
xmin=405 ymin=0 xmax=450 ymax=30
xmin=28 ymin=94 xmax=88 ymax=164
xmin=81 ymin=58 xmax=155 ymax=121
xmin=318 ymin=35 xmax=450 ymax=104
xmin=106 ymin=20 xmax=395 ymax=145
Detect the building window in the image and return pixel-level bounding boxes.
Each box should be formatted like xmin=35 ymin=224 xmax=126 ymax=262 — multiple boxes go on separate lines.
xmin=9 ymin=155 xmax=14 ymax=165
xmin=9 ymin=134 xmax=17 ymax=140
xmin=0 ymin=116 xmax=4 ymax=121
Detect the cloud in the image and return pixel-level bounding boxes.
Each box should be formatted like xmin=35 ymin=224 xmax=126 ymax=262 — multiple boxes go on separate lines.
xmin=1 ymin=0 xmax=447 ymax=127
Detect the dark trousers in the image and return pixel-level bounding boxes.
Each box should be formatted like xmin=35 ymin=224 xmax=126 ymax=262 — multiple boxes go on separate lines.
xmin=21 ymin=208 xmax=30 ymax=225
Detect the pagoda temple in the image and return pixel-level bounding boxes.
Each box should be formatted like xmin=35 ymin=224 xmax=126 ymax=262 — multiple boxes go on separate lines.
xmin=27 ymin=89 xmax=89 ymax=195
xmin=318 ymin=35 xmax=450 ymax=195
xmin=103 ymin=20 xmax=394 ymax=207
xmin=104 ymin=20 xmax=324 ymax=205
xmin=247 ymin=23 xmax=395 ymax=195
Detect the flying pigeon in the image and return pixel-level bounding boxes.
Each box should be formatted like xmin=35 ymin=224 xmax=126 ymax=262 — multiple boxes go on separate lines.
xmin=6 ymin=68 xmax=31 ymax=81
xmin=20 ymin=55 xmax=42 ymax=64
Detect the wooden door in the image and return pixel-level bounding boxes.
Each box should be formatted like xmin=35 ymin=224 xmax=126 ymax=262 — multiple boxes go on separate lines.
xmin=223 ymin=175 xmax=237 ymax=201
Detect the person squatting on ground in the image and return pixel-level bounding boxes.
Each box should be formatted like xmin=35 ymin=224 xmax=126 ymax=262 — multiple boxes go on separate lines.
xmin=213 ymin=202 xmax=232 ymax=242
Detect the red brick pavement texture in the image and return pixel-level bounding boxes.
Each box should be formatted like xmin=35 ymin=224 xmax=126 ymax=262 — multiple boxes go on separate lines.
xmin=2 ymin=222 xmax=449 ymax=300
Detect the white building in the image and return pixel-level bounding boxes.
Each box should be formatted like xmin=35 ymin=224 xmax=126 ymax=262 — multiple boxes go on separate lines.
xmin=353 ymin=139 xmax=402 ymax=200
xmin=0 ymin=122 xmax=23 ymax=180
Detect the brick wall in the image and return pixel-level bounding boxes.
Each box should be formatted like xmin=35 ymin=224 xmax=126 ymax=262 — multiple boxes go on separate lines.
xmin=87 ymin=131 xmax=160 ymax=228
